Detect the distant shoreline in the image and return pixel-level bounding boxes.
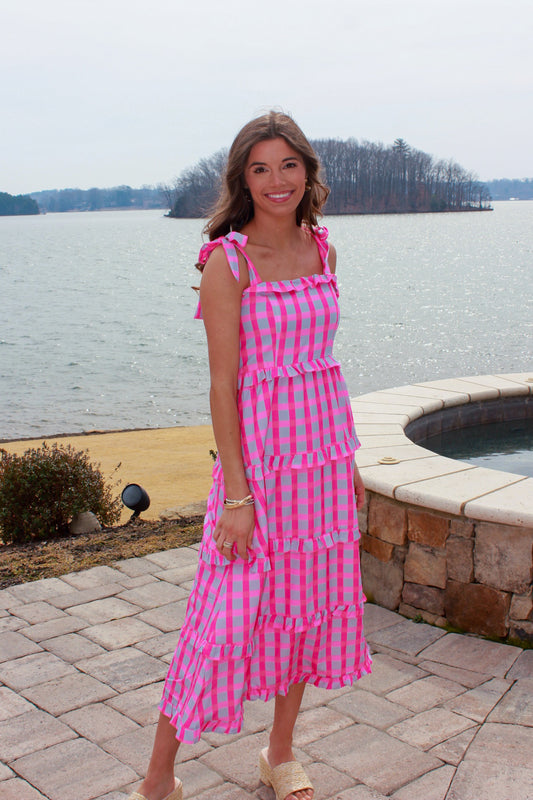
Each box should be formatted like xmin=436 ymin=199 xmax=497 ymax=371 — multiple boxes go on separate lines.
xmin=0 ymin=423 xmax=211 ymax=446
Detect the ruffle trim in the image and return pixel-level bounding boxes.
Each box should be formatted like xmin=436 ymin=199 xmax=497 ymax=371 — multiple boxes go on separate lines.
xmin=158 ymin=651 xmax=373 ymax=744
xmin=239 ymin=355 xmax=340 ymax=387
xmin=269 ymin=527 xmax=359 ymax=553
xmin=177 ymin=604 xmax=366 ymax=661
xmin=158 ymin=698 xmax=244 ymax=744
xmin=242 ymin=436 xmax=360 ymax=480
xmin=195 ymin=227 xmax=333 ymax=318
xmin=245 ymin=270 xmax=338 ymax=296
xmin=257 ymin=603 xmax=365 ymax=634
xmin=198 ymin=526 xmax=360 ymax=569
xmin=198 ymin=545 xmax=271 ymax=573
xmin=247 ymin=656 xmax=373 ymax=702
xmin=210 ymin=436 xmax=359 ymax=482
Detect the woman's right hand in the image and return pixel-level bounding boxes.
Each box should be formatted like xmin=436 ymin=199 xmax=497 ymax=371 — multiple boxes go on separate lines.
xmin=213 ymin=504 xmax=255 ymax=562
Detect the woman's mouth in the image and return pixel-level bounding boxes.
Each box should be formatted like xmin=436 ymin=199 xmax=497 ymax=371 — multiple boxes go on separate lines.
xmin=265 ymin=191 xmax=293 ymax=202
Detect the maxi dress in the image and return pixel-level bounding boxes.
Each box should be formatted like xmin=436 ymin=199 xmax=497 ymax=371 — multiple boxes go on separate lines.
xmin=159 ymin=226 xmax=372 ymax=743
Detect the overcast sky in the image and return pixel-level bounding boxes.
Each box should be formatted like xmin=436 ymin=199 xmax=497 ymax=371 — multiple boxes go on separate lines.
xmin=2 ymin=0 xmax=532 ymax=194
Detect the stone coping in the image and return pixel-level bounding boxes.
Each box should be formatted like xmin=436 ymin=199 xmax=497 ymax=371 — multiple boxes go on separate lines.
xmin=352 ymin=372 xmax=533 ymax=528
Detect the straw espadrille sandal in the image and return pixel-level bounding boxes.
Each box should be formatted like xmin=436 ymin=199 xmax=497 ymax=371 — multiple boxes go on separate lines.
xmin=127 ymin=778 xmax=182 ymax=800
xmin=259 ymin=748 xmax=313 ymax=800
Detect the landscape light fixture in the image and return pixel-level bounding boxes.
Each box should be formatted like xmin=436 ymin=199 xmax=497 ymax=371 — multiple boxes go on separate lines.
xmin=121 ymin=483 xmax=150 ymax=519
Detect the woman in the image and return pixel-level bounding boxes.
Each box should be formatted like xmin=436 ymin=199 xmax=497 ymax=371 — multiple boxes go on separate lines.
xmin=129 ymin=111 xmax=371 ymax=800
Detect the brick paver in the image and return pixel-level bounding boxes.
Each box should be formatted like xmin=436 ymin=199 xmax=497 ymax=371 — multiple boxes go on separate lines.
xmin=1 ymin=548 xmax=531 ymax=800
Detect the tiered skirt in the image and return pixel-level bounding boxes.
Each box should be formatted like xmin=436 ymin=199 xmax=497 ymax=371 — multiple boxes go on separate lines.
xmin=159 ymin=440 xmax=371 ymax=743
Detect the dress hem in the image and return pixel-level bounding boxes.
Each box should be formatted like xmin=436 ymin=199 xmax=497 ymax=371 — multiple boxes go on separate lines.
xmin=158 ymin=653 xmax=373 ymax=745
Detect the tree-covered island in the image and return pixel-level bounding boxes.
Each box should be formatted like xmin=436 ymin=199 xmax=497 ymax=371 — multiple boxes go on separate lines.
xmin=164 ymin=138 xmax=492 ymax=218
xmin=0 ymin=192 xmax=39 ymax=216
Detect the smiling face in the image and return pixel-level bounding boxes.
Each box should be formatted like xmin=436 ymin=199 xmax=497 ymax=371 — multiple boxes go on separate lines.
xmin=244 ymin=137 xmax=307 ymax=220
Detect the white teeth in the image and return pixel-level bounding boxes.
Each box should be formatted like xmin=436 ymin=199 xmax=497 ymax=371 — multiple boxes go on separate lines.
xmin=267 ymin=192 xmax=291 ymax=199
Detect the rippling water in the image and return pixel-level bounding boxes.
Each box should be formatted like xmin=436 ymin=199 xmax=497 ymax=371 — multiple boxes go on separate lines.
xmin=1 ymin=203 xmax=532 ymax=439
xmin=422 ymin=419 xmax=533 ymax=478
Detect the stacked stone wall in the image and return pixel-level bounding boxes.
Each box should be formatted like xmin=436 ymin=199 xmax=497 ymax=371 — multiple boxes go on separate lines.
xmin=360 ymin=491 xmax=533 ymax=644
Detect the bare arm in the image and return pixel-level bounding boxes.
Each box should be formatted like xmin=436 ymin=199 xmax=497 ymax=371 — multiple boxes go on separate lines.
xmin=199 ymin=247 xmax=254 ymax=561
xmin=328 ymin=242 xmax=337 ymax=274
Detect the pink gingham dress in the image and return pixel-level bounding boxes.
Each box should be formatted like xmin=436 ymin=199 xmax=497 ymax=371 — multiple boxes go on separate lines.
xmin=159 ymin=226 xmax=371 ymax=743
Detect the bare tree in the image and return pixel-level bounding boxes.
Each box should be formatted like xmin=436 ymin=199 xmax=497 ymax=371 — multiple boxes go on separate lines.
xmin=167 ymin=140 xmax=491 ymax=218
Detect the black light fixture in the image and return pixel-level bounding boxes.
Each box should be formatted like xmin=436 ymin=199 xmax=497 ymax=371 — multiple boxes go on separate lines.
xmin=121 ymin=483 xmax=150 ymax=520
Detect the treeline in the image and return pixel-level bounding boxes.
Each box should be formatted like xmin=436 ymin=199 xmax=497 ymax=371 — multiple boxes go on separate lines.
xmin=0 ymin=192 xmax=39 ymax=216
xmin=485 ymin=178 xmax=533 ymax=201
xmin=31 ymin=185 xmax=166 ymax=213
xmin=166 ymin=138 xmax=491 ymax=218
xmin=314 ymin=138 xmax=491 ymax=213
xmin=161 ymin=150 xmax=228 ymax=218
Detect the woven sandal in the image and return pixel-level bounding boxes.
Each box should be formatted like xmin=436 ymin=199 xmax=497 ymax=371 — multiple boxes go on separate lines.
xmin=127 ymin=778 xmax=183 ymax=800
xmin=259 ymin=748 xmax=313 ymax=800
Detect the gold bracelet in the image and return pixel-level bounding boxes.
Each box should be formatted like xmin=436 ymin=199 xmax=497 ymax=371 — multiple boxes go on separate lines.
xmin=223 ymin=494 xmax=254 ymax=508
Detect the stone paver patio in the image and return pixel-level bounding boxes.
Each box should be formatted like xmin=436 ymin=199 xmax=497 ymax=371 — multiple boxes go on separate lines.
xmin=1 ymin=547 xmax=532 ymax=800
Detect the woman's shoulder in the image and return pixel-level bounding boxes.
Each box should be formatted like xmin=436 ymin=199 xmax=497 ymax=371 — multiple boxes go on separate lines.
xmin=198 ymin=231 xmax=249 ymax=283
xmin=198 ymin=231 xmax=248 ymax=265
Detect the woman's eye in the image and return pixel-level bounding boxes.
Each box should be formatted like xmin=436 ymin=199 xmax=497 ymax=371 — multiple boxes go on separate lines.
xmin=284 ymin=161 xmax=298 ymax=169
xmin=253 ymin=166 xmax=266 ymax=174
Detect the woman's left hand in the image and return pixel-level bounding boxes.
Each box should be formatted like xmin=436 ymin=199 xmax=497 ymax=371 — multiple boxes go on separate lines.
xmin=353 ymin=463 xmax=365 ymax=510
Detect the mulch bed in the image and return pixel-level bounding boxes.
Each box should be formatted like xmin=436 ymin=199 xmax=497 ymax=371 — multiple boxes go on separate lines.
xmin=0 ymin=516 xmax=204 ymax=589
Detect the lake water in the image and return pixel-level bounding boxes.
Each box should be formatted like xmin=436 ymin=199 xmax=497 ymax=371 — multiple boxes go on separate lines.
xmin=1 ymin=202 xmax=532 ymax=440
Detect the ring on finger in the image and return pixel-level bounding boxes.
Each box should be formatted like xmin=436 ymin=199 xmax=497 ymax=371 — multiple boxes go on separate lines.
xmin=222 ymin=541 xmax=233 ymax=549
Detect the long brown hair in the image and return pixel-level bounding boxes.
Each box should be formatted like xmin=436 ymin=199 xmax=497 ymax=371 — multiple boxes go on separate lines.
xmin=204 ymin=111 xmax=330 ymax=242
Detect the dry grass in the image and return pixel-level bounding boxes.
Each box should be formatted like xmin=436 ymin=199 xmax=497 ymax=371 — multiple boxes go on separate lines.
xmin=0 ymin=517 xmax=204 ymax=589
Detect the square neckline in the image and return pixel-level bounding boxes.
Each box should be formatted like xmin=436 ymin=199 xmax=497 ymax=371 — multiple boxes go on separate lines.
xmin=233 ymin=227 xmax=331 ymax=288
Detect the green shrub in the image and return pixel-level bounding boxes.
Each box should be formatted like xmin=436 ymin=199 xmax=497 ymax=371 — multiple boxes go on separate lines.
xmin=0 ymin=442 xmax=122 ymax=544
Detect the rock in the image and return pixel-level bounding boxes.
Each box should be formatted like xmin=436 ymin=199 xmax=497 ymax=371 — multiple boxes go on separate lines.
xmin=402 ymin=582 xmax=445 ymax=615
xmin=509 ymin=589 xmax=533 ymax=621
xmin=474 ymin=522 xmax=533 ymax=594
xmin=449 ymin=518 xmax=474 ymax=538
xmin=361 ymin=551 xmax=403 ymax=610
xmin=368 ymin=496 xmax=407 ymax=545
xmin=404 ymin=542 xmax=447 ymax=589
xmin=159 ymin=501 xmax=207 ymax=521
xmin=357 ymin=497 xmax=369 ymax=535
xmin=69 ymin=512 xmax=101 ymax=535
xmin=361 ymin=533 xmax=394 ymax=563
xmin=509 ymin=620 xmax=533 ymax=644
xmin=408 ymin=508 xmax=449 ymax=548
xmin=445 ymin=580 xmax=511 ymax=638
xmin=447 ymin=536 xmax=474 ymax=583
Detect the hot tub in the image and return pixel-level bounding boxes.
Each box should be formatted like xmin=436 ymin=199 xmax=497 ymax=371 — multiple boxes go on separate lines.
xmin=352 ymin=373 xmax=533 ymax=644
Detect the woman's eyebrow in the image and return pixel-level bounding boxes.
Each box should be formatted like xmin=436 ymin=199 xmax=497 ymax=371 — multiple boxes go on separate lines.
xmin=248 ymin=156 xmax=300 ymax=167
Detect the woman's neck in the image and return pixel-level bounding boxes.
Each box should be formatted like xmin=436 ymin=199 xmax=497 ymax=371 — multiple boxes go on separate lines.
xmin=243 ymin=213 xmax=302 ymax=250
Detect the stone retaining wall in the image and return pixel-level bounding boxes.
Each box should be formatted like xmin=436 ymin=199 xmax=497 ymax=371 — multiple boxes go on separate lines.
xmin=352 ymin=373 xmax=533 ymax=645
xmin=359 ymin=492 xmax=533 ymax=644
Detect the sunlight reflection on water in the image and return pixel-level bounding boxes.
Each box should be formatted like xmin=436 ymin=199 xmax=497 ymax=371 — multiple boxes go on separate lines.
xmin=1 ymin=203 xmax=532 ymax=438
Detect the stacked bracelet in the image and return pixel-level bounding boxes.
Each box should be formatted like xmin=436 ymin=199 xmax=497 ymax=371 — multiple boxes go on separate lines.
xmin=223 ymin=494 xmax=254 ymax=508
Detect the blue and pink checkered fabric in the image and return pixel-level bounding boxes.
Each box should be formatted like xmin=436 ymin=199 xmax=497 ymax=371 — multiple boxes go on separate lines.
xmin=159 ymin=227 xmax=371 ymax=742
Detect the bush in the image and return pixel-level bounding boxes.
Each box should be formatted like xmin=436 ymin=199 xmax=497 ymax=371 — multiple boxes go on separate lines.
xmin=0 ymin=442 xmax=122 ymax=544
